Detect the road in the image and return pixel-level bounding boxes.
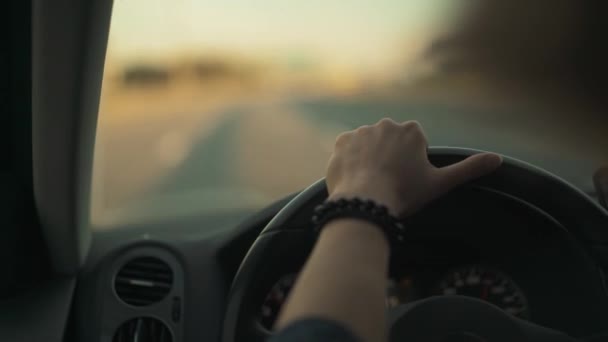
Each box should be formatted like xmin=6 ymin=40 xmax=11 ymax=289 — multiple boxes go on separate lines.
xmin=92 ymin=92 xmax=608 ymax=226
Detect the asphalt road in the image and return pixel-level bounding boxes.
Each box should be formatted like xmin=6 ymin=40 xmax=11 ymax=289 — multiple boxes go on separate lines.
xmin=92 ymin=95 xmax=608 ymax=225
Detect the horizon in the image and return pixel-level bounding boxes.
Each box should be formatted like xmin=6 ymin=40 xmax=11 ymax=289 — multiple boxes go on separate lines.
xmin=105 ymin=0 xmax=456 ymax=76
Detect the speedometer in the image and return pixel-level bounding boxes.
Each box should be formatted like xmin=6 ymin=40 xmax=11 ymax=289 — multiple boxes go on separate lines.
xmin=437 ymin=265 xmax=530 ymax=319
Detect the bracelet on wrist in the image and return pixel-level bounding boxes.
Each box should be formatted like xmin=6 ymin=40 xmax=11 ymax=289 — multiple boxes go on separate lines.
xmin=311 ymin=197 xmax=406 ymax=244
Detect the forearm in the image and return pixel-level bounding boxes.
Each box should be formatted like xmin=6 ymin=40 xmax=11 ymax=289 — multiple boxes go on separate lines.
xmin=276 ymin=219 xmax=390 ymax=342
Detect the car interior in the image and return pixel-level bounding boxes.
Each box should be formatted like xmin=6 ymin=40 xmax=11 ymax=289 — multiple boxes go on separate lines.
xmin=2 ymin=0 xmax=608 ymax=341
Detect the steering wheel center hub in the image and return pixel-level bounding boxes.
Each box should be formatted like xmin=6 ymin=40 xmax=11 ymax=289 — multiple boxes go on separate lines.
xmin=389 ymin=296 xmax=523 ymax=342
xmin=441 ymin=332 xmax=486 ymax=342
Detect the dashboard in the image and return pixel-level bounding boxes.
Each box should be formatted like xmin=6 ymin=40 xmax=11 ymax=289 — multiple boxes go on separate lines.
xmin=260 ymin=264 xmax=530 ymax=332
xmin=71 ymin=186 xmax=608 ymax=341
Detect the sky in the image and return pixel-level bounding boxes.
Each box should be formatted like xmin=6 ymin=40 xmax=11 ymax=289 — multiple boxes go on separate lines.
xmin=106 ymin=0 xmax=456 ymax=72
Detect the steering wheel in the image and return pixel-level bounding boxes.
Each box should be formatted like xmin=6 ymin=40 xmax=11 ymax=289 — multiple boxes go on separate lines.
xmin=223 ymin=147 xmax=608 ymax=342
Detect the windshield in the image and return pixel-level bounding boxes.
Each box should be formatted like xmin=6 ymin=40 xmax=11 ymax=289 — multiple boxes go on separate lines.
xmin=92 ymin=0 xmax=607 ymax=228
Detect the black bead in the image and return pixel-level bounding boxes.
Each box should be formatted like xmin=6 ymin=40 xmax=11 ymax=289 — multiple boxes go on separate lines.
xmin=315 ymin=197 xmax=406 ymax=245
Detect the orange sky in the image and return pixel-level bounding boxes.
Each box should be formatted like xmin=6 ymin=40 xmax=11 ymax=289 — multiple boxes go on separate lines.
xmin=105 ymin=0 xmax=457 ymax=75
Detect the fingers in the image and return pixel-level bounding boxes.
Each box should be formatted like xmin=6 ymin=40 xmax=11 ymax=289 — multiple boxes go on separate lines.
xmin=335 ymin=131 xmax=352 ymax=148
xmin=353 ymin=118 xmax=428 ymax=154
xmin=436 ymin=153 xmax=503 ymax=192
xmin=400 ymin=121 xmax=429 ymax=158
xmin=377 ymin=118 xmax=399 ymax=126
xmin=355 ymin=124 xmax=372 ymax=132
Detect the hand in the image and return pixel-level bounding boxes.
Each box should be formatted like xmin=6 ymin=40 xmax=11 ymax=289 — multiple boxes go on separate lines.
xmin=326 ymin=118 xmax=503 ymax=216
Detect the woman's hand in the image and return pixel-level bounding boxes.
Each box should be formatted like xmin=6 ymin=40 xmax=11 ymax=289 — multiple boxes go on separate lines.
xmin=326 ymin=118 xmax=503 ymax=216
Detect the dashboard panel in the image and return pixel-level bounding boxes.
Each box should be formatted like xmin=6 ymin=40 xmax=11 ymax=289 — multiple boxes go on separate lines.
xmin=72 ymin=187 xmax=608 ymax=342
xmin=259 ymin=263 xmax=531 ymax=332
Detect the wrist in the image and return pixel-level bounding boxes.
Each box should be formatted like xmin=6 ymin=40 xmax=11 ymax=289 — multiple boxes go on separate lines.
xmin=320 ymin=218 xmax=390 ymax=251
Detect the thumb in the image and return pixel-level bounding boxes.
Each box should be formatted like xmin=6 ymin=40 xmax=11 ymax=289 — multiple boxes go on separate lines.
xmin=436 ymin=153 xmax=503 ymax=192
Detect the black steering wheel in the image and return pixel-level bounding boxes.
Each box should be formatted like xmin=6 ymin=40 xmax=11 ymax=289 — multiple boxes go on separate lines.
xmin=223 ymin=147 xmax=608 ymax=342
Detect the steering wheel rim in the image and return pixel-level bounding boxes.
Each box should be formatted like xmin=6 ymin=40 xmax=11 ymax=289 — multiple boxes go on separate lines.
xmin=223 ymin=147 xmax=608 ymax=342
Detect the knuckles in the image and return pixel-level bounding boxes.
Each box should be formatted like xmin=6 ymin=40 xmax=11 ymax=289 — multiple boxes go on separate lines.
xmin=402 ymin=121 xmax=426 ymax=139
xmin=377 ymin=118 xmax=398 ymax=127
xmin=402 ymin=120 xmax=422 ymax=131
xmin=355 ymin=125 xmax=372 ymax=134
xmin=338 ymin=118 xmax=427 ymax=148
xmin=335 ymin=131 xmax=352 ymax=146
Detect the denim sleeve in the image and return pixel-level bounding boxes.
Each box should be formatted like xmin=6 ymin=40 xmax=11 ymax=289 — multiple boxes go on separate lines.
xmin=269 ymin=318 xmax=361 ymax=342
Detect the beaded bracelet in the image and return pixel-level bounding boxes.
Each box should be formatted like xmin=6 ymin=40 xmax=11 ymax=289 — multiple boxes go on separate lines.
xmin=311 ymin=197 xmax=406 ymax=243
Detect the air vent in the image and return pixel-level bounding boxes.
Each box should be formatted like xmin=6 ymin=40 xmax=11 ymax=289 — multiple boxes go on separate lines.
xmin=114 ymin=257 xmax=173 ymax=306
xmin=113 ymin=317 xmax=172 ymax=342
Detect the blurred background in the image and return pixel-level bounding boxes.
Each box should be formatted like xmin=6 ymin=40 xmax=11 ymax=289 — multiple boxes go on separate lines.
xmin=91 ymin=0 xmax=607 ymax=227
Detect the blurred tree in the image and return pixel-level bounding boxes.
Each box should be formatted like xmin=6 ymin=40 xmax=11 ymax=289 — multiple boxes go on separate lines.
xmin=425 ymin=0 xmax=607 ymax=104
xmin=122 ymin=64 xmax=170 ymax=86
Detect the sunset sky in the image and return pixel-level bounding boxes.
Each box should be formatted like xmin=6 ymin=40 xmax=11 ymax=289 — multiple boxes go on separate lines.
xmin=106 ymin=0 xmax=457 ymax=73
